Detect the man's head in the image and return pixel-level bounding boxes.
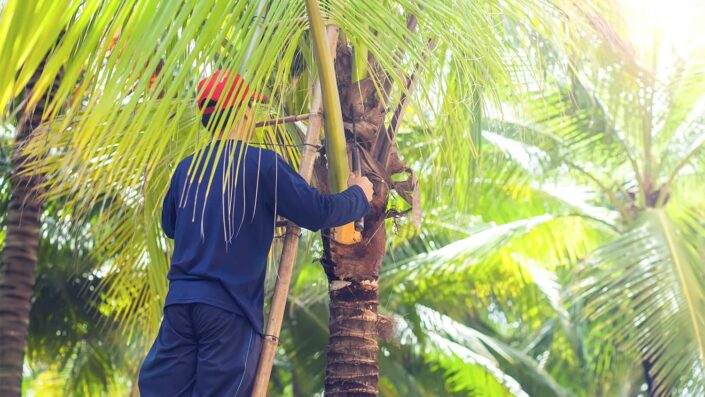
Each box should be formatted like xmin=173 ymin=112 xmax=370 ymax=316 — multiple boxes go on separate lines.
xmin=196 ymin=71 xmax=267 ymax=137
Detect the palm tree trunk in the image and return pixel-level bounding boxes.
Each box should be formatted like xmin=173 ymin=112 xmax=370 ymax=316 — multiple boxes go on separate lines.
xmin=0 ymin=60 xmax=57 ymax=396
xmin=320 ymin=42 xmax=394 ymax=396
xmin=299 ymin=1 xmax=383 ymax=392
xmin=307 ymin=8 xmax=420 ymax=395
xmin=322 ymin=207 xmax=387 ymax=396
xmin=325 ymin=275 xmax=380 ymax=395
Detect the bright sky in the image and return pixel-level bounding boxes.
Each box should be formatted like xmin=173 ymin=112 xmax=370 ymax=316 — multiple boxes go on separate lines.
xmin=619 ymin=0 xmax=705 ymax=62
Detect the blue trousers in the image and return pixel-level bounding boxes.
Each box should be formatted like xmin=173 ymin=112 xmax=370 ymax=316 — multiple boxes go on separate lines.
xmin=138 ymin=303 xmax=262 ymax=397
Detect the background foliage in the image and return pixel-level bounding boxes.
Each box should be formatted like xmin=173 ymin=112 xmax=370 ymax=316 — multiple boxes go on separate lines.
xmin=1 ymin=0 xmax=704 ymax=395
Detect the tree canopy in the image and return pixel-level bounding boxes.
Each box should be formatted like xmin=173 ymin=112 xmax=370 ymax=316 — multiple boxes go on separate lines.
xmin=1 ymin=0 xmax=704 ymax=395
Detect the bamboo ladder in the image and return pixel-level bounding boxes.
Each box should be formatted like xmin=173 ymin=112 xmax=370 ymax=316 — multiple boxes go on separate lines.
xmin=250 ymin=22 xmax=342 ymax=397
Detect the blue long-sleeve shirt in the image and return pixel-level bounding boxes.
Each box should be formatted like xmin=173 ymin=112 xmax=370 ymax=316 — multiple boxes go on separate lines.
xmin=161 ymin=140 xmax=370 ymax=334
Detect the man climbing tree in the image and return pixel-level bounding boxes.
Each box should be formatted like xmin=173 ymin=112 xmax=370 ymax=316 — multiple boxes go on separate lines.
xmin=137 ymin=70 xmax=373 ymax=396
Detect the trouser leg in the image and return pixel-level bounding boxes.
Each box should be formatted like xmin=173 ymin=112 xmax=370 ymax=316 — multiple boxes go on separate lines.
xmin=138 ymin=305 xmax=197 ymax=397
xmin=190 ymin=303 xmax=262 ymax=397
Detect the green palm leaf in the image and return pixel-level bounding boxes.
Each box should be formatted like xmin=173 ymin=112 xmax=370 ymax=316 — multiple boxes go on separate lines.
xmin=572 ymin=208 xmax=705 ymax=395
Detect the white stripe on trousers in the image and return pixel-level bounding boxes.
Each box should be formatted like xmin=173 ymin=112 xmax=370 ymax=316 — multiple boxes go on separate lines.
xmin=233 ymin=328 xmax=254 ymax=397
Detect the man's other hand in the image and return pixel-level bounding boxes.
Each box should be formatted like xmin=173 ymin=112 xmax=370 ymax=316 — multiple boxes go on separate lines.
xmin=348 ymin=173 xmax=374 ymax=202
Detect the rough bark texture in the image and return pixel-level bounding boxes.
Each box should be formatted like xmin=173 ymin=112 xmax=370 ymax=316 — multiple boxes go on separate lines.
xmin=0 ymin=62 xmax=58 ymax=396
xmin=321 ymin=42 xmax=395 ymax=397
xmin=322 ymin=165 xmax=388 ymax=396
xmin=325 ymin=278 xmax=380 ymax=396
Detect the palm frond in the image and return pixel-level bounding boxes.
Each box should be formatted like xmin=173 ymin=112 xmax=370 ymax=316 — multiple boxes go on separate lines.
xmin=571 ymin=208 xmax=705 ymax=395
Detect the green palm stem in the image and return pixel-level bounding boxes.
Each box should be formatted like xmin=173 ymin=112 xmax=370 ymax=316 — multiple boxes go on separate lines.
xmin=651 ymin=209 xmax=705 ymax=365
xmin=305 ymin=0 xmax=347 ymax=193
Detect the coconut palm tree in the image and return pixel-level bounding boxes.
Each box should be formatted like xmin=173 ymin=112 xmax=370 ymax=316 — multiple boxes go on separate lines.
xmin=0 ymin=54 xmax=64 ymax=393
xmin=1 ymin=0 xmax=605 ymax=394
xmin=25 ymin=224 xmax=139 ymax=396
xmin=484 ymin=3 xmax=705 ymax=392
xmin=0 ymin=130 xmax=139 ymax=396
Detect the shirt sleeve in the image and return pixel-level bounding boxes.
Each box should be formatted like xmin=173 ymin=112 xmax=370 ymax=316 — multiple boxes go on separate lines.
xmin=161 ymin=168 xmax=178 ymax=239
xmin=265 ymin=154 xmax=370 ymax=231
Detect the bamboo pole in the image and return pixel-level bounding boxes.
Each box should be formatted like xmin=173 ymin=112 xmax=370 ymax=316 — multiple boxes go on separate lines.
xmin=250 ymin=25 xmax=340 ymax=397
xmin=254 ymin=112 xmax=319 ymax=128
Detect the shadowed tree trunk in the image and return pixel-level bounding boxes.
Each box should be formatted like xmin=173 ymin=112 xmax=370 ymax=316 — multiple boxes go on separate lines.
xmin=321 ymin=40 xmax=407 ymax=396
xmin=0 ymin=59 xmax=60 ymax=396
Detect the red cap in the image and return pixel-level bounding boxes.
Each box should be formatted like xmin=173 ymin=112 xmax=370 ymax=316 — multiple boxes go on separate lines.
xmin=196 ymin=70 xmax=268 ymax=115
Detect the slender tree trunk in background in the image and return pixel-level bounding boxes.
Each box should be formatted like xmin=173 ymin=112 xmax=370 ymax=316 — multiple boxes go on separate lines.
xmin=0 ymin=61 xmax=58 ymax=396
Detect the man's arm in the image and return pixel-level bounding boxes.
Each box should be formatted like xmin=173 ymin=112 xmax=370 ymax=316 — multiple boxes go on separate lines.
xmin=161 ymin=170 xmax=177 ymax=239
xmin=266 ymin=154 xmax=372 ymax=231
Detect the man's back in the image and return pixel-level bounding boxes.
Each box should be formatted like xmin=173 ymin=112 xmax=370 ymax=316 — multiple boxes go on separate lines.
xmin=161 ymin=139 xmax=370 ymax=333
